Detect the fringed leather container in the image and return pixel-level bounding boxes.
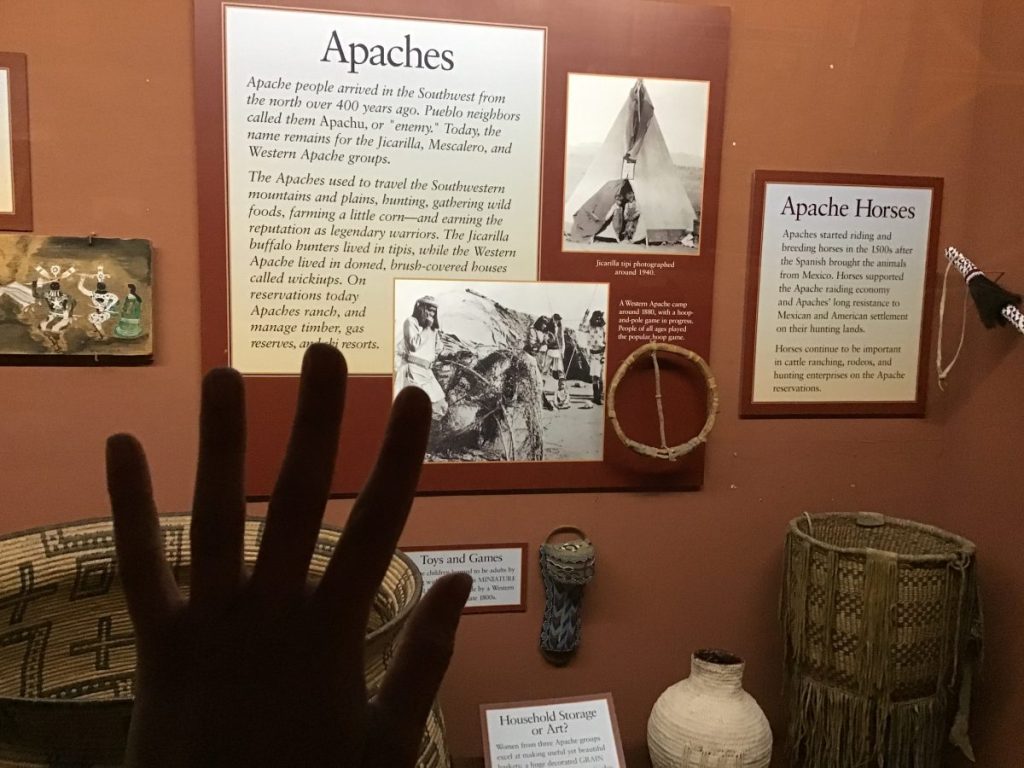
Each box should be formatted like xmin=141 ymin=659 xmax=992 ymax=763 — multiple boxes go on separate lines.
xmin=781 ymin=512 xmax=981 ymax=768
xmin=0 ymin=516 xmax=452 ymax=767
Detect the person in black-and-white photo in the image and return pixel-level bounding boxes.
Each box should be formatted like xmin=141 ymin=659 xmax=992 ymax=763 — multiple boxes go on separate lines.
xmin=394 ymin=295 xmax=448 ymax=420
xmin=563 ymin=74 xmax=710 ymax=254
xmin=578 ymin=309 xmax=607 ymax=407
xmin=393 ymin=281 xmax=609 ymax=463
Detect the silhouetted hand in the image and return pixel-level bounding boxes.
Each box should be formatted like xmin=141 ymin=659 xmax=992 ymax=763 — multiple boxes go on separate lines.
xmin=106 ymin=344 xmax=471 ymax=767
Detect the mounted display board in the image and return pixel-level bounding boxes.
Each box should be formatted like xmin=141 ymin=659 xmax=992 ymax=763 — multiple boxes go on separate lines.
xmin=741 ymin=171 xmax=941 ymax=417
xmin=0 ymin=53 xmax=32 ymax=232
xmin=195 ymin=0 xmax=729 ymax=494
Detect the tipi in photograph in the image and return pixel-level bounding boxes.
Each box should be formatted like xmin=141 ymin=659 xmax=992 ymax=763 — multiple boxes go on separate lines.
xmin=564 ymin=79 xmax=698 ymax=248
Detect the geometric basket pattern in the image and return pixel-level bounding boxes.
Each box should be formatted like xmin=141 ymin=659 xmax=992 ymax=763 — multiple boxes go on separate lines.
xmin=781 ymin=512 xmax=981 ymax=768
xmin=0 ymin=515 xmax=451 ymax=767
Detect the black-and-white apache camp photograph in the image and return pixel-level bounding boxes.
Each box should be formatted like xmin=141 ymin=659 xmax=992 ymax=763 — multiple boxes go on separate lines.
xmin=563 ymin=73 xmax=709 ymax=254
xmin=393 ymin=279 xmax=610 ymax=464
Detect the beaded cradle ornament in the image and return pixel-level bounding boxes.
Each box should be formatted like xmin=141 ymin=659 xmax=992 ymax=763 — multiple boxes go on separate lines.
xmin=539 ymin=526 xmax=595 ymax=666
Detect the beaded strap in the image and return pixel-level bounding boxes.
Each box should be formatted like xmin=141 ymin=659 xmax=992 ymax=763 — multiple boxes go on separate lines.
xmin=945 ymin=246 xmax=1024 ymax=335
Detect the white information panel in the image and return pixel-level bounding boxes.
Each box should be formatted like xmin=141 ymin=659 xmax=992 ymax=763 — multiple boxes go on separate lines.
xmin=0 ymin=69 xmax=14 ymax=214
xmin=481 ymin=694 xmax=625 ymax=768
xmin=752 ymin=181 xmax=934 ymax=404
xmin=223 ymin=5 xmax=545 ymax=373
xmin=404 ymin=544 xmax=525 ymax=612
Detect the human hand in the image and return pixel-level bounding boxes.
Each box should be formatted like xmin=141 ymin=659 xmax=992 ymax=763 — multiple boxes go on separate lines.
xmin=106 ymin=344 xmax=471 ymax=767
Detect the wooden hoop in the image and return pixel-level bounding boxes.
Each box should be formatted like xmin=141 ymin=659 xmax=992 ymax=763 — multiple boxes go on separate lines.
xmin=607 ymin=342 xmax=719 ymax=461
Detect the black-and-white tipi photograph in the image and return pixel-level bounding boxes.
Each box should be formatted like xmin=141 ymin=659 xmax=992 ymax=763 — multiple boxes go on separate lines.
xmin=563 ymin=74 xmax=710 ymax=254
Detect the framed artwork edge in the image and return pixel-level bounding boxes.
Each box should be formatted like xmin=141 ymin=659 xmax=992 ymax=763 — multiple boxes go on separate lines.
xmin=0 ymin=353 xmax=154 ymax=367
xmin=0 ymin=52 xmax=32 ymax=231
xmin=740 ymin=170 xmax=943 ymax=419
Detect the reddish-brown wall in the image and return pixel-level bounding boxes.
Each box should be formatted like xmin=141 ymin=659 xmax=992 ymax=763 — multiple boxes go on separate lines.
xmin=2 ymin=1 xmax=1021 ymax=765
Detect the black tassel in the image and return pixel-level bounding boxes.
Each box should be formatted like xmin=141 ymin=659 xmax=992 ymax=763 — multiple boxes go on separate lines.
xmin=967 ymin=274 xmax=1022 ymax=328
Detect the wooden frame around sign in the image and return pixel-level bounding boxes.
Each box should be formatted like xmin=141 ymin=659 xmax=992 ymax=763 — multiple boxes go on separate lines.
xmin=480 ymin=693 xmax=626 ymax=768
xmin=194 ymin=0 xmax=731 ymax=496
xmin=0 ymin=53 xmax=32 ymax=231
xmin=741 ymin=170 xmax=942 ymax=418
xmin=401 ymin=543 xmax=527 ymax=615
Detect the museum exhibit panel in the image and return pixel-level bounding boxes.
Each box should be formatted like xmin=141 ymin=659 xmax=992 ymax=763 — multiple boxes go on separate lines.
xmin=1 ymin=0 xmax=1023 ymax=766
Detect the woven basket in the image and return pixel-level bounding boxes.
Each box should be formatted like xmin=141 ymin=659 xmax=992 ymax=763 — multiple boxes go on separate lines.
xmin=781 ymin=512 xmax=982 ymax=768
xmin=0 ymin=516 xmax=452 ymax=767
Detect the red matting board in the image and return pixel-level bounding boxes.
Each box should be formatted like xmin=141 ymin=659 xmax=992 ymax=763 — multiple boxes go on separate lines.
xmin=195 ymin=0 xmax=730 ymax=496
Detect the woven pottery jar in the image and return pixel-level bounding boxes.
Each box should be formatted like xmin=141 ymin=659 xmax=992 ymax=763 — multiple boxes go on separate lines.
xmin=0 ymin=516 xmax=451 ymax=768
xmin=647 ymin=649 xmax=772 ymax=768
